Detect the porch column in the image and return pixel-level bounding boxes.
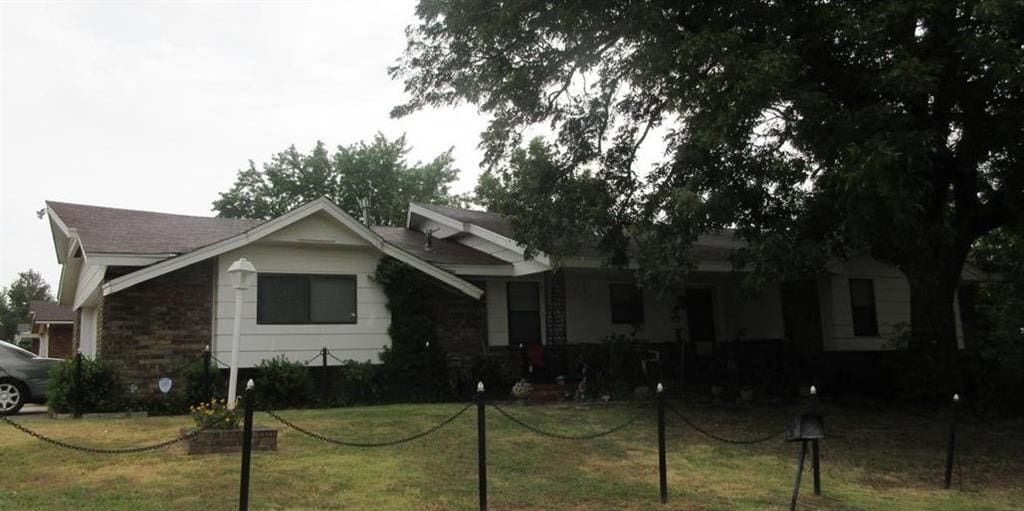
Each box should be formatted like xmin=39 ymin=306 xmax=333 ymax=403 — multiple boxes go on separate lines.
xmin=544 ymin=270 xmax=567 ymax=344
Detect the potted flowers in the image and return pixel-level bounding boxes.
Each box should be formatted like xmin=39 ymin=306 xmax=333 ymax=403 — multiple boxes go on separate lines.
xmin=181 ymin=398 xmax=277 ymax=455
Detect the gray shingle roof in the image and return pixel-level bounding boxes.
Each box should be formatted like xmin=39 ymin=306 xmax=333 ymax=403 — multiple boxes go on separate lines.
xmin=372 ymin=226 xmax=510 ymax=266
xmin=47 ymin=201 xmax=265 ymax=255
xmin=29 ymin=301 xmax=75 ymax=323
xmin=411 ymin=202 xmax=514 ymax=238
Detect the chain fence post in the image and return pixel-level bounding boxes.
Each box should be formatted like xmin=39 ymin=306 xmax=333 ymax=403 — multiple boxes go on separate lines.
xmin=477 ymin=381 xmax=487 ymax=511
xmin=73 ymin=349 xmax=83 ymax=419
xmin=203 ymin=345 xmax=212 ymax=403
xmin=944 ymin=393 xmax=960 ymax=489
xmin=239 ymin=379 xmax=255 ymax=511
xmin=657 ymin=383 xmax=667 ymax=504
xmin=321 ymin=347 xmax=329 ymax=405
xmin=810 ymin=386 xmax=821 ymax=496
xmin=789 ymin=440 xmax=808 ymax=511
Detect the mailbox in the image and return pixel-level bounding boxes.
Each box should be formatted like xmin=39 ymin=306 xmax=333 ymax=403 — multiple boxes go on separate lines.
xmin=785 ymin=414 xmax=825 ymax=442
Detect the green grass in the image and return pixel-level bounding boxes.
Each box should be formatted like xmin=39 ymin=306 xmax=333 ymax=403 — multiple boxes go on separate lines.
xmin=1 ymin=401 xmax=1021 ymax=510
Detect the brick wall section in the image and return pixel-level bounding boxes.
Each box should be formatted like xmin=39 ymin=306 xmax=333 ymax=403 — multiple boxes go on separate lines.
xmin=100 ymin=260 xmax=214 ymax=394
xmin=433 ymin=283 xmax=488 ymax=362
xmin=544 ymin=270 xmax=567 ymax=344
xmin=48 ymin=324 xmax=74 ymax=358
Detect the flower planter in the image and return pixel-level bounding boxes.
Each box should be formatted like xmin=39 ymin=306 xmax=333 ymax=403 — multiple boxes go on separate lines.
xmin=182 ymin=425 xmax=278 ymax=455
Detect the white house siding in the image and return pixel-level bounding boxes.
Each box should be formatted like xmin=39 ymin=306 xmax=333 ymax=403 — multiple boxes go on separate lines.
xmin=212 ymin=240 xmax=390 ymax=368
xmin=562 ymin=269 xmax=785 ymax=345
xmin=819 ymin=254 xmax=964 ymax=351
xmin=563 ymin=269 xmax=679 ymax=343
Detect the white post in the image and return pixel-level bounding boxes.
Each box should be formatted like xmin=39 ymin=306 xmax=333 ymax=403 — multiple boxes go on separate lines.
xmin=227 ymin=286 xmax=244 ymax=409
xmin=226 ymin=257 xmax=257 ymax=410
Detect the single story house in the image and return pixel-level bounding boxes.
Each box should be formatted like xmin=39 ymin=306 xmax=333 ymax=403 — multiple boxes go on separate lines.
xmin=44 ymin=198 xmax=985 ymax=393
xmin=13 ymin=301 xmax=75 ymax=358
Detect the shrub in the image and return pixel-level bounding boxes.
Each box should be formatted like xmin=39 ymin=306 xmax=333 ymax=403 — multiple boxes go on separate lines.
xmin=253 ymin=356 xmax=314 ymax=409
xmin=46 ymin=357 xmax=124 ymax=413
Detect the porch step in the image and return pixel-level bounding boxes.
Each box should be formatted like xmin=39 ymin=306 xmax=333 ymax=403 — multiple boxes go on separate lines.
xmin=529 ymin=384 xmax=565 ymax=404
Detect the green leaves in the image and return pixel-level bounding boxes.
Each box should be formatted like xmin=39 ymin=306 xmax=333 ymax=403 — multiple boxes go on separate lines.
xmin=0 ymin=270 xmax=52 ymax=341
xmin=212 ymin=134 xmax=462 ymax=225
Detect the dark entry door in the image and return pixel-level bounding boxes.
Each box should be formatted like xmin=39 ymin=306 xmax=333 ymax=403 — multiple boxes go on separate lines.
xmin=781 ymin=280 xmax=824 ymax=368
xmin=685 ymin=288 xmax=717 ymax=343
xmin=507 ymin=282 xmax=542 ymax=345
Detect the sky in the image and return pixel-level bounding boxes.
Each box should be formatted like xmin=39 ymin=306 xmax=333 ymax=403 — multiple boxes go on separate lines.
xmin=0 ymin=0 xmax=494 ymax=291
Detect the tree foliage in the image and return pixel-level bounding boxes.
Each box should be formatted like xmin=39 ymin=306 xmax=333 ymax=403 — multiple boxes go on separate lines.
xmin=393 ymin=0 xmax=1024 ymax=392
xmin=213 ymin=134 xmax=463 ymax=225
xmin=0 ymin=270 xmax=53 ymax=341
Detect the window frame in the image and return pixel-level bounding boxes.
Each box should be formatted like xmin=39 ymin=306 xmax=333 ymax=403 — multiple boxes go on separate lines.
xmin=848 ymin=278 xmax=879 ymax=337
xmin=609 ymin=283 xmax=645 ymax=325
xmin=256 ymin=273 xmax=358 ymax=325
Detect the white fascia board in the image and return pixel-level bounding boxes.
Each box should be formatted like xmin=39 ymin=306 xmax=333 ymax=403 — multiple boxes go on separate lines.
xmin=39 ymin=321 xmax=74 ymax=325
xmin=408 ymin=203 xmax=553 ymax=269
xmin=57 ymin=257 xmax=82 ymax=307
xmin=85 ymin=253 xmax=175 ymax=266
xmin=438 ymin=264 xmax=516 ymax=277
xmin=47 ymin=207 xmax=72 ymax=263
xmin=381 ymin=244 xmax=484 ymax=299
xmin=408 ymin=203 xmax=467 ymax=232
xmin=102 ymin=197 xmax=484 ymax=300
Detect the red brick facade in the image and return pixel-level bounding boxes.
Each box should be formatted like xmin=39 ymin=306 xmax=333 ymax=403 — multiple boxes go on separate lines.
xmin=99 ymin=260 xmax=214 ymax=394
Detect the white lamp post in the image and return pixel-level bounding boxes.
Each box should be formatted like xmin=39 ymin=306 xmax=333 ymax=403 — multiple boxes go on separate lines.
xmin=227 ymin=257 xmax=257 ymax=410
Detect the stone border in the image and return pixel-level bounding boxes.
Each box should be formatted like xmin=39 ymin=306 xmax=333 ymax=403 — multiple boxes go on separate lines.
xmin=50 ymin=411 xmax=150 ymax=420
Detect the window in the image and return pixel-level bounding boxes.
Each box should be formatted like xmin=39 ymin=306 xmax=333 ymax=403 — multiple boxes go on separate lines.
xmin=257 ymin=274 xmax=357 ymax=324
xmin=507 ymin=281 xmax=541 ymax=345
xmin=849 ymin=278 xmax=879 ymax=336
xmin=610 ymin=283 xmax=645 ymax=325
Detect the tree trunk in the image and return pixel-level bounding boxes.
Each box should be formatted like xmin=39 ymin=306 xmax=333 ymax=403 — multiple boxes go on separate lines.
xmin=903 ymin=263 xmax=966 ymax=397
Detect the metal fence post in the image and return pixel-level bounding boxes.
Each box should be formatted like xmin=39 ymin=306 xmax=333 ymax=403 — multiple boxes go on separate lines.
xmin=73 ymin=349 xmax=83 ymax=419
xmin=203 ymin=345 xmax=212 ymax=403
xmin=321 ymin=347 xmax=329 ymax=404
xmin=477 ymin=381 xmax=487 ymax=511
xmin=810 ymin=387 xmax=821 ymax=496
xmin=239 ymin=379 xmax=255 ymax=511
xmin=657 ymin=383 xmax=667 ymax=504
xmin=944 ymin=393 xmax=960 ymax=489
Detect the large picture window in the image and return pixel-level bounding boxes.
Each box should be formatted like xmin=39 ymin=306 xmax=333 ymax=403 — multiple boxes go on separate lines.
xmin=257 ymin=274 xmax=357 ymax=324
xmin=610 ymin=283 xmax=645 ymax=325
xmin=848 ymin=278 xmax=879 ymax=336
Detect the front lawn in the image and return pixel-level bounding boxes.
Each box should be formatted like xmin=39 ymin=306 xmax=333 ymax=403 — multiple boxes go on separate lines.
xmin=0 ymin=401 xmax=1021 ymax=510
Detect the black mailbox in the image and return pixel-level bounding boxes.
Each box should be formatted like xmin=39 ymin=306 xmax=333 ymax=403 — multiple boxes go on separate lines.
xmin=785 ymin=413 xmax=825 ymax=442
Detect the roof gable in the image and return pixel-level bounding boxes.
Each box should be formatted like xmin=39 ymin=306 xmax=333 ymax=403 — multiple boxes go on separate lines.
xmin=102 ymin=198 xmax=484 ymax=299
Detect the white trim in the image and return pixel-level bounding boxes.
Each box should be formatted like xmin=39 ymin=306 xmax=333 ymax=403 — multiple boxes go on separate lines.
xmin=73 ymin=265 xmax=106 ymax=310
xmin=408 ymin=203 xmax=552 ymax=266
xmin=438 ymin=264 xmax=515 ymax=276
xmin=101 ymin=198 xmax=484 ymax=299
xmin=85 ymin=253 xmax=175 ymax=266
xmin=36 ymin=321 xmax=74 ymax=325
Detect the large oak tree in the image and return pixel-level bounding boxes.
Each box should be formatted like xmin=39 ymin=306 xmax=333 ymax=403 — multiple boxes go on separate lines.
xmin=391 ymin=0 xmax=1024 ymax=392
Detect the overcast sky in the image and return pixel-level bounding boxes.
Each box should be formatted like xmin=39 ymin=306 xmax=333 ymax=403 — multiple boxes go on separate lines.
xmin=1 ymin=0 xmax=493 ymax=292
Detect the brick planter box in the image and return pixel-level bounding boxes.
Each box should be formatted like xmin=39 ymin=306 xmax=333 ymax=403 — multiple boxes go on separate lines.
xmin=182 ymin=426 xmax=278 ymax=455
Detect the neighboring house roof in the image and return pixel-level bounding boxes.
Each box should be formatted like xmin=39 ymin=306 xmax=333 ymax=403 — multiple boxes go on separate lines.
xmin=410 ymin=202 xmax=514 ymax=238
xmin=47 ymin=201 xmax=264 ymax=255
xmin=29 ymin=301 xmax=75 ymax=323
xmin=371 ymin=226 xmax=510 ymax=266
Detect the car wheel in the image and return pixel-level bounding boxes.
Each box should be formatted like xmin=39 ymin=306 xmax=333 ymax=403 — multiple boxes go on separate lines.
xmin=0 ymin=378 xmax=27 ymax=415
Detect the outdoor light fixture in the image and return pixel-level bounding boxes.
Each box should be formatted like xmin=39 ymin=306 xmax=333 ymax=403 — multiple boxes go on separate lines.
xmin=227 ymin=258 xmax=257 ymax=409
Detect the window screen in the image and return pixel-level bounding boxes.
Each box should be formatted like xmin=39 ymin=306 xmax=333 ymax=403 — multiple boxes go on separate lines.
xmin=258 ymin=274 xmax=357 ymax=324
xmin=610 ymin=283 xmax=645 ymax=325
xmin=849 ymin=278 xmax=879 ymax=336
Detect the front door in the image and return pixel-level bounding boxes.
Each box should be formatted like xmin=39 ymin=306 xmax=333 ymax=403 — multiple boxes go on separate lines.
xmin=780 ymin=279 xmax=824 ymax=373
xmin=684 ymin=287 xmax=717 ymax=343
xmin=507 ymin=281 xmax=542 ymax=345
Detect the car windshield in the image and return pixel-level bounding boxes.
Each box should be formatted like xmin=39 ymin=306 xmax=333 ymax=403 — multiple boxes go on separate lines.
xmin=0 ymin=340 xmax=38 ymax=360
